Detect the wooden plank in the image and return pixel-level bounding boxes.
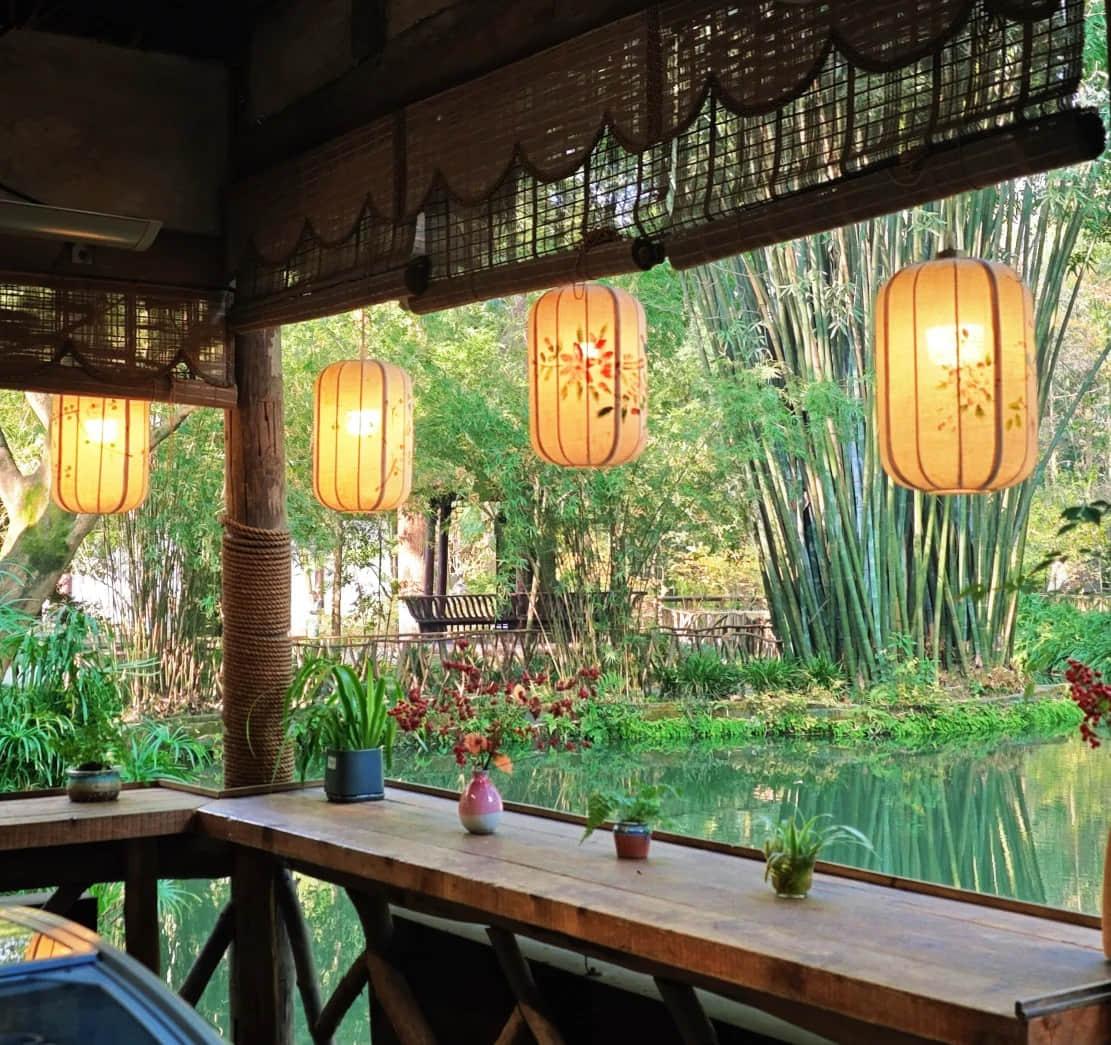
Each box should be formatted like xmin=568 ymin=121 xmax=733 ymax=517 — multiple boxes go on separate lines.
xmin=42 ymin=882 xmax=93 ymax=919
xmin=0 ymin=230 xmax=227 ymax=292
xmin=346 ymin=889 xmax=438 ymax=1045
xmin=125 ymin=838 xmax=160 ymax=974
xmin=486 ymin=928 xmax=566 ymax=1045
xmin=492 ymin=1007 xmax=531 ymax=1045
xmin=654 ymin=978 xmax=718 ymax=1045
xmin=316 ymin=953 xmax=369 ymax=1043
xmin=180 ymin=901 xmax=235 ymax=1007
xmin=0 ymin=30 xmax=227 ymax=235
xmin=1020 ymin=983 xmax=1111 ymax=1045
xmin=0 ymin=835 xmax=229 ymax=892
xmin=196 ymin=790 xmax=1110 ymax=1045
xmin=275 ymin=868 xmax=330 ymax=1045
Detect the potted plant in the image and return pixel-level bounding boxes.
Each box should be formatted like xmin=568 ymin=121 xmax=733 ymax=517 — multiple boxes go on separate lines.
xmin=580 ymin=783 xmax=676 ymax=859
xmin=286 ymin=656 xmax=399 ymax=802
xmin=758 ymin=810 xmax=872 ymax=898
xmin=60 ymin=710 xmax=124 ymax=803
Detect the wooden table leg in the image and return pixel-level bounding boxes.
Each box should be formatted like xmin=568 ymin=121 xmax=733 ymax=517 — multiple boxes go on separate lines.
xmin=487 ymin=927 xmax=566 ymax=1045
xmin=347 ymin=889 xmax=438 ymax=1045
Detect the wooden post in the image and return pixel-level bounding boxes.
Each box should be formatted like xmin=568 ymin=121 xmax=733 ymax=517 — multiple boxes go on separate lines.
xmin=223 ymin=326 xmax=294 ymax=1044
xmin=124 ymin=839 xmax=160 ymax=975
xmin=230 ymin=848 xmax=294 ymax=1045
xmin=225 ymin=326 xmax=287 ymax=529
xmin=222 ymin=325 xmax=293 ymax=788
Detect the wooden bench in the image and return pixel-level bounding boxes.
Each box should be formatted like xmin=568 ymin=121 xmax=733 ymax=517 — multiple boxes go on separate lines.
xmin=402 ymin=594 xmax=514 ymax=633
xmin=403 ymin=592 xmax=647 ymax=634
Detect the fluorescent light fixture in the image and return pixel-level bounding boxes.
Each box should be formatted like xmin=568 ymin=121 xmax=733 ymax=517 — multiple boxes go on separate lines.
xmin=0 ymin=199 xmax=162 ymax=250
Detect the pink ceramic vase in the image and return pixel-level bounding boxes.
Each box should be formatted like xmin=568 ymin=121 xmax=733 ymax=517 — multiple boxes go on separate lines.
xmin=458 ymin=769 xmax=503 ymax=834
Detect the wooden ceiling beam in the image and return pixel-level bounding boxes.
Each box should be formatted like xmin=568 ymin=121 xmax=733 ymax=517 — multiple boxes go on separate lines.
xmin=236 ymin=0 xmax=663 ymax=175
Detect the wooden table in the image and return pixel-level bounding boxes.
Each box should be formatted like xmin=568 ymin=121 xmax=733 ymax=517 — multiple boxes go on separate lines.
xmin=0 ymin=786 xmax=205 ymax=853
xmin=196 ymin=786 xmax=1111 ymax=1045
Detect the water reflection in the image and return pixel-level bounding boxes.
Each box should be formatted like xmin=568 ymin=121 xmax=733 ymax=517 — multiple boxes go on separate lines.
xmin=396 ymin=729 xmax=1108 ymax=913
xmin=132 ymin=730 xmax=1105 ymax=1044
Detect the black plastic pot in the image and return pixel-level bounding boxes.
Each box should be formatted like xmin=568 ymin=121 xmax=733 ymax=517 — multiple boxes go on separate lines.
xmin=323 ymin=748 xmax=384 ymax=802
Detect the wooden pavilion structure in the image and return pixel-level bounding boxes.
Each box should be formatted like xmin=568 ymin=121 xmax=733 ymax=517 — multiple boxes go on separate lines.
xmin=0 ymin=1 xmax=1108 ymax=1042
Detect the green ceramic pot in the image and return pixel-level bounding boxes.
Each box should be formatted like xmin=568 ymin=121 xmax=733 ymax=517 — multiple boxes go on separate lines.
xmin=66 ymin=765 xmax=121 ymax=803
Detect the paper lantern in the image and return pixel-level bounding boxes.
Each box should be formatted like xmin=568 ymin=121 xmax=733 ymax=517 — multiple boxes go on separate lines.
xmin=50 ymin=395 xmax=149 ymax=514
xmin=528 ymin=283 xmax=647 ymax=467
xmin=875 ymin=253 xmax=1037 ymax=493
xmin=312 ymin=359 xmax=413 ymax=512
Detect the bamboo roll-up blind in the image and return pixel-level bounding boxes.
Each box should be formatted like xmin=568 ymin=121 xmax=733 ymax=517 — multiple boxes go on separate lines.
xmin=0 ymin=275 xmax=234 ymax=405
xmin=228 ymin=0 xmax=1098 ymax=326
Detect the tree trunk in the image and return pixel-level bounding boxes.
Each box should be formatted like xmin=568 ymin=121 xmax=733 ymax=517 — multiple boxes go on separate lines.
xmin=331 ymin=526 xmax=344 ymax=636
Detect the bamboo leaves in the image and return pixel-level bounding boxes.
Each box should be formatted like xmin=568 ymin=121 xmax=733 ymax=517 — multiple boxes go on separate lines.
xmin=683 ymin=173 xmax=1101 ymax=681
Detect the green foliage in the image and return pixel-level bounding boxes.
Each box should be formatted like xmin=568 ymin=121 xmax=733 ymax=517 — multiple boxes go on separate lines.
xmin=81 ymin=406 xmax=224 ymax=713
xmin=737 ymin=657 xmax=807 ymax=693
xmin=590 ymin=695 xmax=1078 ymax=749
xmin=0 ymin=705 xmax=64 ymax=790
xmin=759 ymin=810 xmax=872 ymax=886
xmin=4 ymin=604 xmax=131 ymax=772
xmin=0 ymin=601 xmax=214 ymax=790
xmin=581 ymin=783 xmax=677 ymax=840
xmin=801 ymin=654 xmax=846 ymax=690
xmin=284 ymin=657 xmax=400 ymax=780
xmin=117 ymin=721 xmax=214 ymax=783
xmin=657 ymin=651 xmax=743 ymax=699
xmin=1012 ymin=596 xmax=1111 ymax=678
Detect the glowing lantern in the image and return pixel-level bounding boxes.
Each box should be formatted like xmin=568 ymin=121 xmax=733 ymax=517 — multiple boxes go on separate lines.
xmin=312 ymin=359 xmax=413 ymax=512
xmin=528 ymin=283 xmax=647 ymax=467
xmin=50 ymin=395 xmax=149 ymax=513
xmin=875 ymin=252 xmax=1037 ymax=493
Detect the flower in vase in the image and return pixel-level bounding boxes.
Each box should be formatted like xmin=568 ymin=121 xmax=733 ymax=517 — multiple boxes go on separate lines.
xmin=389 ymin=645 xmax=593 ymax=774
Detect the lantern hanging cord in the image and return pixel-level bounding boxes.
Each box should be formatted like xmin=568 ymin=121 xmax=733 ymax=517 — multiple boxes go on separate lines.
xmin=360 ymin=308 xmax=367 ymax=363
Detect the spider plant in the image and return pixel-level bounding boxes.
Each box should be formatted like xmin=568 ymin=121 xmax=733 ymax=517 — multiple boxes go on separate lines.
xmin=284 ymin=656 xmax=399 ymax=781
xmin=758 ymin=810 xmax=873 ymax=898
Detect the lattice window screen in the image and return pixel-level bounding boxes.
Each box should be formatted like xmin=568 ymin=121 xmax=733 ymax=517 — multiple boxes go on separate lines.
xmin=0 ymin=277 xmax=234 ymax=405
xmin=229 ymin=0 xmax=1101 ymax=326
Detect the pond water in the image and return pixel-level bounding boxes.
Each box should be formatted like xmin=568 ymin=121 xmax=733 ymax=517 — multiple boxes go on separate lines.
xmin=133 ymin=728 xmax=1110 ymax=1043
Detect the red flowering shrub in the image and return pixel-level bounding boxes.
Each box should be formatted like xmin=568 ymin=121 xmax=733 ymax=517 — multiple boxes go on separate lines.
xmin=1064 ymin=659 xmax=1111 ymax=749
xmin=390 ymin=644 xmax=595 ymax=773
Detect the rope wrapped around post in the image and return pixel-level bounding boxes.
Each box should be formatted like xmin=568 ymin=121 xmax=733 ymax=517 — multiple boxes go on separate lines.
xmin=221 ymin=515 xmax=294 ymax=788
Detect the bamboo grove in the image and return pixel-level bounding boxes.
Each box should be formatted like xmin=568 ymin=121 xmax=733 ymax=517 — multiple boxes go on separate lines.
xmin=683 ymin=176 xmax=1110 ymax=683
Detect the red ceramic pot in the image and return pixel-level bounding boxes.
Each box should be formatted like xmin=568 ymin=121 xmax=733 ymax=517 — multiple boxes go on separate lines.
xmin=613 ymin=821 xmax=651 ymax=859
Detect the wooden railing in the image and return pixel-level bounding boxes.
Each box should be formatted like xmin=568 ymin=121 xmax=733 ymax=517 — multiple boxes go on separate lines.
xmin=3 ymin=785 xmax=1107 ymax=1045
